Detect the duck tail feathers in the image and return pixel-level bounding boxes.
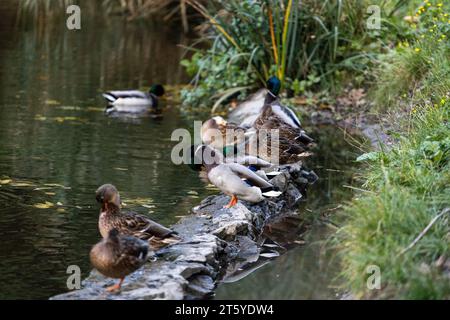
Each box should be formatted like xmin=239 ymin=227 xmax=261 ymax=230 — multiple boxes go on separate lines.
xmin=295 ymin=132 xmax=314 ymax=144
xmin=102 ymin=92 xmax=116 ymax=103
xmin=262 ymin=190 xmax=282 ymax=197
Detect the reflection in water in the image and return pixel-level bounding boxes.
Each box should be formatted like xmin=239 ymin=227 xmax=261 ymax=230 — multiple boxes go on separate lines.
xmin=0 ymin=4 xmax=207 ymax=299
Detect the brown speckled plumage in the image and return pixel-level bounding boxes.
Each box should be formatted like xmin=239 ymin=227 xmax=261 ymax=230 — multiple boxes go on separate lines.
xmin=90 ymin=229 xmax=148 ymax=291
xmin=96 ymin=184 xmax=179 ymax=249
xmin=253 ymin=104 xmax=314 ymax=164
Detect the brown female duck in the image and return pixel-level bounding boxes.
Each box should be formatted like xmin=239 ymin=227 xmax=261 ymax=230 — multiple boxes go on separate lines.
xmin=90 ymin=228 xmax=148 ymax=292
xmin=95 ymin=184 xmax=179 ymax=249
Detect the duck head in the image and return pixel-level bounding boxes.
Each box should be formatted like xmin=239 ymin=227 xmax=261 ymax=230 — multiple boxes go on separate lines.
xmin=188 ymin=144 xmax=223 ymax=171
xmin=149 ymin=84 xmax=165 ymax=97
xmin=266 ymin=76 xmax=281 ymax=96
xmin=201 ymin=116 xmax=227 ymax=146
xmin=201 ymin=116 xmax=226 ymax=132
xmin=96 ymin=184 xmax=121 ymax=212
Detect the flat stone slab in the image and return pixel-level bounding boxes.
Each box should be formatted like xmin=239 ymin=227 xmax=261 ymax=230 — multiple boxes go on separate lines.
xmin=51 ymin=163 xmax=317 ymax=300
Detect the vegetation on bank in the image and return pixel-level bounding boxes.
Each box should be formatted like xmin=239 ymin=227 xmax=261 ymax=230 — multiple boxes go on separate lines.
xmin=180 ymin=0 xmax=410 ymax=108
xmin=336 ymin=1 xmax=450 ymax=299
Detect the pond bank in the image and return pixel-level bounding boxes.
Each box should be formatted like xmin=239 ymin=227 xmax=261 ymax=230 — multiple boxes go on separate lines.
xmin=51 ymin=163 xmax=317 ymax=300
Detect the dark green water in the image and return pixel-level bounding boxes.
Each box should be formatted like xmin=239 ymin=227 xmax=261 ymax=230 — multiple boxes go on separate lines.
xmin=0 ymin=3 xmax=360 ymax=299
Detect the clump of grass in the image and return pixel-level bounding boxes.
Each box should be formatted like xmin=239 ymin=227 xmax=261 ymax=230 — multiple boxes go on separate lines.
xmin=336 ymin=1 xmax=450 ymax=300
xmin=336 ymin=99 xmax=450 ymax=299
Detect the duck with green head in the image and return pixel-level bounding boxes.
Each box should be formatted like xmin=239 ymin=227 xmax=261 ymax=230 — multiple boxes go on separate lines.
xmin=102 ymin=84 xmax=165 ymax=114
xmin=252 ymin=76 xmax=314 ymax=163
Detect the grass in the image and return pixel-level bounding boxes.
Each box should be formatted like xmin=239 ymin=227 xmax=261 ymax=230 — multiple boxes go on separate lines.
xmin=336 ymin=100 xmax=450 ymax=299
xmin=336 ymin=0 xmax=450 ymax=299
xmin=371 ymin=0 xmax=450 ymax=109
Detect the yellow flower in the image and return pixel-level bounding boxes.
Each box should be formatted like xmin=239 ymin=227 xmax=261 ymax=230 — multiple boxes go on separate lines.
xmin=441 ymin=98 xmax=446 ymax=105
xmin=415 ymin=48 xmax=421 ymax=52
xmin=437 ymin=3 xmax=443 ymax=7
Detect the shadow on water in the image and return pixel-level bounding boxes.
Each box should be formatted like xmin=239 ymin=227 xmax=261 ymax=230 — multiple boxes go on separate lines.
xmin=0 ymin=2 xmax=363 ymax=299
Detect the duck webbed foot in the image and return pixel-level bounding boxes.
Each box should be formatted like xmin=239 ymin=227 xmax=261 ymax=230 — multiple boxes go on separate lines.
xmin=106 ymin=278 xmax=124 ymax=292
xmin=224 ymin=195 xmax=238 ymax=208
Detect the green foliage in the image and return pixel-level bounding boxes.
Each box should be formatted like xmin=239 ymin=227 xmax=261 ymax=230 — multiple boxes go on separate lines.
xmin=182 ymin=0 xmax=418 ymax=105
xmin=181 ymin=0 xmax=408 ymax=107
xmin=372 ymin=0 xmax=450 ymax=109
xmin=337 ymin=100 xmax=450 ymax=299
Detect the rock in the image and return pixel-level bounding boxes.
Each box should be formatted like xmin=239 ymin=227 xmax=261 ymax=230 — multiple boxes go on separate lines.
xmin=50 ymin=161 xmax=316 ymax=300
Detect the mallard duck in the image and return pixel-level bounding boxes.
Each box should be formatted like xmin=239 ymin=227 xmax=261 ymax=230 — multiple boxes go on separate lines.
xmin=228 ymin=88 xmax=267 ymax=128
xmin=102 ymin=84 xmax=165 ymax=114
xmin=201 ymin=116 xmax=246 ymax=151
xmin=191 ymin=145 xmax=281 ymax=208
xmin=90 ymin=228 xmax=148 ymax=292
xmin=252 ymin=76 xmax=314 ymax=163
xmin=95 ymin=184 xmax=179 ymax=249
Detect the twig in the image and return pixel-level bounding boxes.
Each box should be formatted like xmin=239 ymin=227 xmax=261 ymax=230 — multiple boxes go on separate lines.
xmin=342 ymin=184 xmax=375 ymax=194
xmin=399 ymin=208 xmax=450 ymax=256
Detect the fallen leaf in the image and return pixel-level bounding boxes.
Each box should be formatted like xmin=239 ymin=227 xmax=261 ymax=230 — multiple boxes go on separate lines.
xmin=11 ymin=181 xmax=35 ymax=187
xmin=34 ymin=201 xmax=54 ymax=209
xmin=45 ymin=99 xmax=60 ymax=105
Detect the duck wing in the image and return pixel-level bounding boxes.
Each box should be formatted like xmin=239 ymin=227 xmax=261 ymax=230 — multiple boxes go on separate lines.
xmin=226 ymin=163 xmax=273 ymax=189
xmin=121 ymin=211 xmax=176 ymax=240
xmin=119 ymin=236 xmax=149 ymax=260
xmin=270 ymin=104 xmax=301 ymax=128
xmin=102 ymin=90 xmax=149 ymax=104
xmin=114 ymin=236 xmax=149 ymax=270
xmin=226 ymin=155 xmax=273 ymax=168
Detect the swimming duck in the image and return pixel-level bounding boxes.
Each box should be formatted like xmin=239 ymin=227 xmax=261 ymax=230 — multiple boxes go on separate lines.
xmin=190 ymin=145 xmax=281 ymax=208
xmin=102 ymin=84 xmax=165 ymax=114
xmin=90 ymin=228 xmax=148 ymax=292
xmin=95 ymin=184 xmax=179 ymax=249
